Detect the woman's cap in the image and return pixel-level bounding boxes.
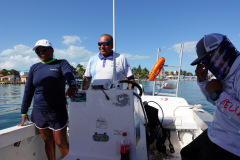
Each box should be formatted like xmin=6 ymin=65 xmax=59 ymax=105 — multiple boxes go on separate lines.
xmin=190 ymin=33 xmax=225 ymax=65
xmin=32 ymin=39 xmax=53 ymax=51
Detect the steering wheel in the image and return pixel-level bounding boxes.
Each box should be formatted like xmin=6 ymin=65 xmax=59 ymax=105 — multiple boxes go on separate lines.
xmin=119 ymin=80 xmax=143 ymax=96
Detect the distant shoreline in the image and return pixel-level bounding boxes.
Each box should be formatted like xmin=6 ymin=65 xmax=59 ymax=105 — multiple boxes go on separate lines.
xmin=0 ymin=82 xmax=26 ymax=84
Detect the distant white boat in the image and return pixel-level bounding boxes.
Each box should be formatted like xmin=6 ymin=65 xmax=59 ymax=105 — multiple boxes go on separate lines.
xmin=166 ymin=75 xmax=179 ymax=80
xmin=163 ymin=82 xmax=176 ymax=89
xmin=182 ymin=76 xmax=197 ymax=81
xmin=166 ymin=75 xmax=197 ymax=81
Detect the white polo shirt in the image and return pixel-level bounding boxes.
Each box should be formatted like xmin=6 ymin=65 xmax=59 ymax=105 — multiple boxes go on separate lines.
xmin=84 ymin=53 xmax=133 ymax=83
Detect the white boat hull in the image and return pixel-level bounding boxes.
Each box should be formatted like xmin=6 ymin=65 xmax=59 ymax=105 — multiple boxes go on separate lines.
xmin=0 ymin=124 xmax=62 ymax=160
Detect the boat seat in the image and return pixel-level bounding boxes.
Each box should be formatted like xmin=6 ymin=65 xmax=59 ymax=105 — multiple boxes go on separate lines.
xmin=141 ymin=95 xmax=199 ymax=130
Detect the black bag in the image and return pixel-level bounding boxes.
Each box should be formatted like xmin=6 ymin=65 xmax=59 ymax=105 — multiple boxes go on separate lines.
xmin=144 ymin=103 xmax=167 ymax=153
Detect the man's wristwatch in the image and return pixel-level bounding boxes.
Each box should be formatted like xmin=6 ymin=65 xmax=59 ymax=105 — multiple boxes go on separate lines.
xmin=209 ymin=90 xmax=223 ymax=101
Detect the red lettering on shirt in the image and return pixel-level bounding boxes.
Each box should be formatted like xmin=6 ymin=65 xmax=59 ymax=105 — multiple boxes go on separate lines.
xmin=228 ymin=103 xmax=235 ymax=112
xmin=235 ymin=106 xmax=239 ymax=114
xmin=220 ymin=99 xmax=231 ymax=109
xmin=220 ymin=99 xmax=229 ymax=108
xmin=220 ymin=99 xmax=240 ymax=116
xmin=225 ymin=101 xmax=233 ymax=109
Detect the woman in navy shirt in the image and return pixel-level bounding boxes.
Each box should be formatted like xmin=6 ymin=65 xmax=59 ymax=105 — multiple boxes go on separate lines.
xmin=18 ymin=39 xmax=77 ymax=160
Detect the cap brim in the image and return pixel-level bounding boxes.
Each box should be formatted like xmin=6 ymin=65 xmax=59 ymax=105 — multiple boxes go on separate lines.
xmin=190 ymin=53 xmax=209 ymax=65
xmin=32 ymin=45 xmax=39 ymax=51
xmin=191 ymin=37 xmax=209 ymax=66
xmin=32 ymin=44 xmax=51 ymax=51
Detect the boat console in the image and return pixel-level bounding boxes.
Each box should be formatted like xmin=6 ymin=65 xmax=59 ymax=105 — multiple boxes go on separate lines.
xmin=63 ymin=79 xmax=148 ymax=160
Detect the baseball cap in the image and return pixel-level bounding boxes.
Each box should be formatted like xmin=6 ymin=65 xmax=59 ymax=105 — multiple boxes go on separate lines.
xmin=32 ymin=39 xmax=53 ymax=51
xmin=190 ymin=33 xmax=225 ymax=65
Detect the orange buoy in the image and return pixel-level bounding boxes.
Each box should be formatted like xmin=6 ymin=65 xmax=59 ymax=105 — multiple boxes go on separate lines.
xmin=149 ymin=57 xmax=165 ymax=81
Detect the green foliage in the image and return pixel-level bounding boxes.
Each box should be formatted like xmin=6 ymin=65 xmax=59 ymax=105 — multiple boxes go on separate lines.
xmin=76 ymin=64 xmax=85 ymax=77
xmin=1 ymin=69 xmax=19 ymax=76
xmin=71 ymin=65 xmax=77 ymax=75
xmin=70 ymin=64 xmax=86 ymax=78
xmin=131 ymin=66 xmax=193 ymax=80
xmin=9 ymin=69 xmax=19 ymax=76
xmin=1 ymin=69 xmax=8 ymax=76
xmin=180 ymin=69 xmax=193 ymax=76
xmin=186 ymin=72 xmax=193 ymax=76
xmin=132 ymin=65 xmax=149 ymax=80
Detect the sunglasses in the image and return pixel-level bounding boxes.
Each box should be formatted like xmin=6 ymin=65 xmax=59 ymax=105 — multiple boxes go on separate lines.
xmin=201 ymin=51 xmax=215 ymax=66
xmin=35 ymin=47 xmax=50 ymax=54
xmin=98 ymin=42 xmax=110 ymax=46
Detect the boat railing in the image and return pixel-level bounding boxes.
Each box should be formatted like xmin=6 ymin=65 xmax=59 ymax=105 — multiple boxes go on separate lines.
xmin=152 ymin=44 xmax=184 ymax=97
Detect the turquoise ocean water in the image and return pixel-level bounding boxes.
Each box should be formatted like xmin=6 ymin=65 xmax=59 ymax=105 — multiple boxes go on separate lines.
xmin=0 ymin=81 xmax=215 ymax=130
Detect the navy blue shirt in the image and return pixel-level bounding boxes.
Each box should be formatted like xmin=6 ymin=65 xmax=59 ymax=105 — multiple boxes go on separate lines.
xmin=21 ymin=59 xmax=77 ymax=114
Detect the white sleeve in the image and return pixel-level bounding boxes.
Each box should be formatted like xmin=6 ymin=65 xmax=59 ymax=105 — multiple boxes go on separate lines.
xmin=122 ymin=55 xmax=133 ymax=78
xmin=214 ymin=70 xmax=240 ymax=122
xmin=84 ymin=60 xmax=91 ymax=78
xmin=215 ymin=92 xmax=240 ymax=122
xmin=197 ymin=79 xmax=216 ymax=105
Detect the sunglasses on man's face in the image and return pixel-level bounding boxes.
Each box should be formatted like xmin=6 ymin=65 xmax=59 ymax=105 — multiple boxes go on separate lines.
xmin=98 ymin=42 xmax=110 ymax=46
xmin=35 ymin=47 xmax=50 ymax=54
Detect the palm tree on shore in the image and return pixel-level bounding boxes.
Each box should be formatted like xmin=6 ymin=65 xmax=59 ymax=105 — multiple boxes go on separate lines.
xmin=132 ymin=65 xmax=149 ymax=80
xmin=131 ymin=66 xmax=194 ymax=81
xmin=76 ymin=64 xmax=85 ymax=78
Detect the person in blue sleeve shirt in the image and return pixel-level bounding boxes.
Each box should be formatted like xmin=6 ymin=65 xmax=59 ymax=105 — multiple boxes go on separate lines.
xmin=180 ymin=33 xmax=240 ymax=160
xmin=18 ymin=39 xmax=78 ymax=160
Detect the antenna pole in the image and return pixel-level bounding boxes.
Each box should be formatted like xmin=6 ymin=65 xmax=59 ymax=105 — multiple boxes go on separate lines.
xmin=153 ymin=48 xmax=160 ymax=95
xmin=113 ymin=0 xmax=117 ymax=85
xmin=176 ymin=43 xmax=184 ymax=97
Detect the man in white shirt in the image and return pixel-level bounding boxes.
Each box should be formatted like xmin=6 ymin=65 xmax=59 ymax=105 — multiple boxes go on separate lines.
xmin=82 ymin=34 xmax=134 ymax=90
xmin=181 ymin=33 xmax=240 ymax=160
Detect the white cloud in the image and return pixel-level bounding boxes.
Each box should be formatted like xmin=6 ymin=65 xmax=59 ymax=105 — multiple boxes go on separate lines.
xmin=0 ymin=44 xmax=39 ymax=70
xmin=62 ymin=35 xmax=82 ymax=45
xmin=170 ymin=41 xmax=199 ymax=61
xmin=172 ymin=41 xmax=197 ymax=53
xmin=0 ymin=55 xmax=40 ymax=70
xmin=0 ymin=35 xmax=152 ymax=71
xmin=122 ymin=53 xmax=150 ymax=60
xmin=55 ymin=45 xmax=95 ymax=61
xmin=0 ymin=44 xmax=33 ymax=56
xmin=0 ymin=42 xmax=96 ymax=70
xmin=69 ymin=61 xmax=88 ymax=68
xmin=79 ymin=61 xmax=88 ymax=68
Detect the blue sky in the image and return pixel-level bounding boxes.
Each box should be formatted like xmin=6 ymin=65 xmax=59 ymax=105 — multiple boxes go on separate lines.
xmin=0 ymin=0 xmax=240 ymax=74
